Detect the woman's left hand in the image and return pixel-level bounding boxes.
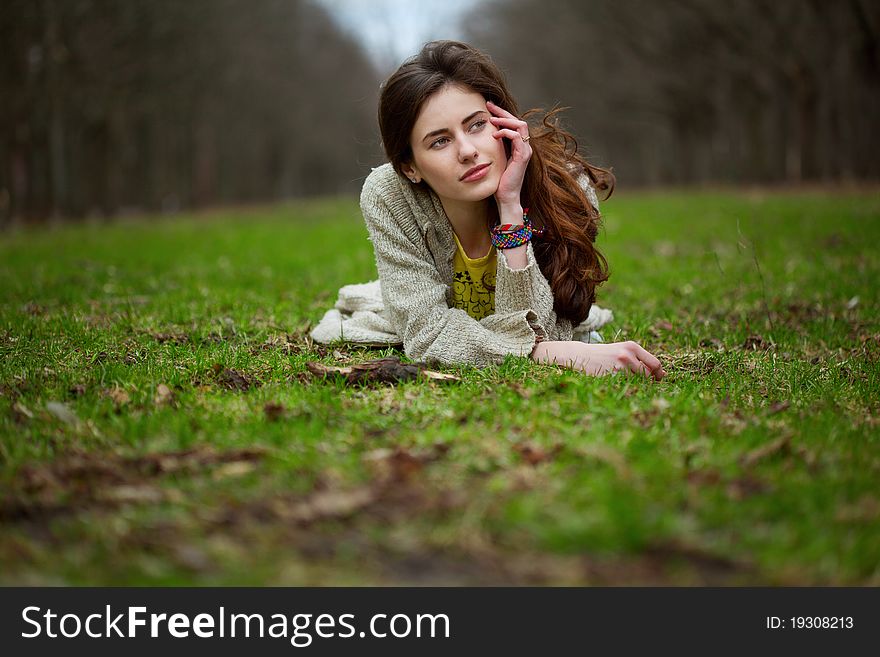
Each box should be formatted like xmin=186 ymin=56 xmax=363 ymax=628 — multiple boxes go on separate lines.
xmin=487 ymin=100 xmax=531 ymax=207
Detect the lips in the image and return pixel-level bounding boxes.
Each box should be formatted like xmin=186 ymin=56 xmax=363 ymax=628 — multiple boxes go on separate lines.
xmin=460 ymin=163 xmax=491 ymax=182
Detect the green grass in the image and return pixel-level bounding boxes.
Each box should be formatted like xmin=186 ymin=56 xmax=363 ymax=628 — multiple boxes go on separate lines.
xmin=1 ymin=189 xmax=879 ymax=585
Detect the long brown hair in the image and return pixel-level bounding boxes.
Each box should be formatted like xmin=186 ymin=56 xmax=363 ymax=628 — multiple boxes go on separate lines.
xmin=378 ymin=40 xmax=614 ymax=326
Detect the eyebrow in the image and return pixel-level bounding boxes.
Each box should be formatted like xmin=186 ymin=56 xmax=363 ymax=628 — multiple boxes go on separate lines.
xmin=421 ymin=110 xmax=487 ymax=143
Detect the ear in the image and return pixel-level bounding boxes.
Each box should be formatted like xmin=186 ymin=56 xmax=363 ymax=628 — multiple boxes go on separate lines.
xmin=401 ymin=162 xmax=421 ymax=184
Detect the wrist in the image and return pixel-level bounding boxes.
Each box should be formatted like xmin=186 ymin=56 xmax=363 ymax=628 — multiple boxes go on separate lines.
xmin=497 ymin=201 xmax=524 ymax=223
xmin=530 ymin=340 xmax=549 ymax=360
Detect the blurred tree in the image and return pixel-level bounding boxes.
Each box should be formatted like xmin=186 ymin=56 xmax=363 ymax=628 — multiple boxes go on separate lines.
xmin=0 ymin=0 xmax=381 ymax=223
xmin=465 ymin=0 xmax=880 ymax=187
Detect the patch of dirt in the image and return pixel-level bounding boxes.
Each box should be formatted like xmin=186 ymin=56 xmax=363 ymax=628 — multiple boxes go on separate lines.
xmin=513 ymin=442 xmax=563 ymax=466
xmin=144 ymin=330 xmax=190 ymax=345
xmin=741 ymin=334 xmax=774 ymax=351
xmin=212 ymin=363 xmax=257 ymax=391
xmin=250 ymin=333 xmax=306 ymax=356
xmin=667 ymin=351 xmax=722 ymax=375
xmin=0 ymin=446 xmax=267 ymax=522
xmin=685 ymin=468 xmax=771 ymax=500
xmin=306 ymin=357 xmax=459 ymax=386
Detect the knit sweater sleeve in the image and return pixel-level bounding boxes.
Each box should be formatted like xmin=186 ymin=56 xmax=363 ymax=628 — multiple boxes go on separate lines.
xmin=493 ymin=172 xmax=598 ymax=337
xmin=360 ymin=176 xmax=545 ymax=367
xmin=494 ymin=240 xmax=558 ymax=335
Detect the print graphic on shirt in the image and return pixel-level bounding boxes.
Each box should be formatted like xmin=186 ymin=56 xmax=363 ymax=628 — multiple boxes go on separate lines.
xmin=452 ymin=269 xmax=496 ymax=320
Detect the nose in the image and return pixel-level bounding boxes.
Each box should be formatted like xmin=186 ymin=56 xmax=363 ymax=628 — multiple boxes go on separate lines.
xmin=457 ymin=133 xmax=479 ymax=162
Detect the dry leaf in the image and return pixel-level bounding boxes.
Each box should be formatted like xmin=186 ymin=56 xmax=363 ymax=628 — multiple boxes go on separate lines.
xmin=68 ymin=384 xmax=87 ymax=397
xmin=263 ymin=401 xmax=286 ymax=421
xmin=282 ymin=487 xmax=377 ymax=524
xmin=106 ymin=387 xmax=131 ymax=407
xmin=149 ymin=331 xmax=189 ymax=345
xmin=12 ymin=402 xmax=34 ymax=423
xmin=513 ymin=442 xmax=562 ymax=466
xmin=364 ymin=446 xmax=430 ymax=482
xmin=212 ymin=461 xmax=257 ymax=479
xmin=306 ymin=357 xmax=459 ymax=386
xmin=98 ymin=484 xmax=164 ymax=504
xmin=509 ymin=382 xmax=533 ymax=399
xmin=766 ymin=400 xmax=790 ymax=415
xmin=45 ymin=401 xmax=78 ymax=426
xmin=154 ymin=383 xmax=174 ymax=406
xmin=740 ymin=434 xmax=791 ymax=468
xmin=652 ymin=397 xmax=671 ymax=411
xmin=214 ymin=366 xmax=253 ymax=391
xmin=742 ymin=334 xmax=772 ymax=350
xmin=421 ymin=369 xmax=460 ymax=382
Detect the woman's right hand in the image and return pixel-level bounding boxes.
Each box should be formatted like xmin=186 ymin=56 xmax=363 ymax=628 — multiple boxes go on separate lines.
xmin=531 ymin=340 xmax=666 ymax=381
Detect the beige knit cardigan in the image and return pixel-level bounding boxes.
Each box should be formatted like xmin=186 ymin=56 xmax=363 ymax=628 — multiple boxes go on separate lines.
xmin=326 ymin=162 xmax=612 ymax=367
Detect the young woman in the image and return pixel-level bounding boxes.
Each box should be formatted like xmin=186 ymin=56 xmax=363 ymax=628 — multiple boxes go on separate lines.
xmin=347 ymin=40 xmax=664 ymax=380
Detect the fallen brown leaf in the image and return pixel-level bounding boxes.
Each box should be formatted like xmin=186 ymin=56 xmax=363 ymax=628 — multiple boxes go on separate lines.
xmin=508 ymin=382 xmax=533 ymax=399
xmin=742 ymin=334 xmax=772 ymax=351
xmin=1 ymin=446 xmax=269 ymax=521
xmin=740 ymin=434 xmax=792 ymax=468
xmin=263 ymin=401 xmax=286 ymax=421
xmin=212 ymin=364 xmax=254 ymax=391
xmin=154 ymin=383 xmax=174 ymax=406
xmin=11 ymin=402 xmax=34 ymax=423
xmin=97 ymin=484 xmax=164 ymax=504
xmin=135 ymin=446 xmax=267 ymax=475
xmin=105 ymin=387 xmax=131 ymax=407
xmin=22 ymin=301 xmax=45 ymax=316
xmin=212 ymin=461 xmax=258 ymax=479
xmin=149 ymin=331 xmax=189 ymax=345
xmin=725 ymin=475 xmax=769 ymax=500
xmin=363 ymin=446 xmax=441 ymax=482
xmin=766 ymin=400 xmax=791 ymax=415
xmin=68 ymin=384 xmax=87 ymax=397
xmin=513 ymin=442 xmax=562 ymax=466
xmin=279 ymin=487 xmax=378 ymax=525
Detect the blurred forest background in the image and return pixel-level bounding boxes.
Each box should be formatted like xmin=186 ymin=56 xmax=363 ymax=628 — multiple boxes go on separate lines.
xmin=1 ymin=0 xmax=878 ymax=224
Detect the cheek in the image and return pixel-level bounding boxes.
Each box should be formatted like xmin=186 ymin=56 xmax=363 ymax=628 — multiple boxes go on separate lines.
xmin=485 ymin=131 xmax=508 ymax=159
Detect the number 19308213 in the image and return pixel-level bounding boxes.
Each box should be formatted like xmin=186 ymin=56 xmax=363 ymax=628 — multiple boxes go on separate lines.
xmin=766 ymin=616 xmax=854 ymax=629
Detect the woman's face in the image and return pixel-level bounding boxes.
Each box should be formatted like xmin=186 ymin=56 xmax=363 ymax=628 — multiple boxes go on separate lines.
xmin=403 ymin=84 xmax=508 ymax=206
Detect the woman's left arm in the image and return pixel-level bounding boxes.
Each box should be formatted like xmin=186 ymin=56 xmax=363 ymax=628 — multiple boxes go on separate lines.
xmin=487 ymin=101 xmax=564 ymax=338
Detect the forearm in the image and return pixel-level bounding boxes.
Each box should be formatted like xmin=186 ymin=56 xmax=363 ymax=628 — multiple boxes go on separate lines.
xmin=531 ymin=340 xmax=571 ymax=365
xmin=531 ymin=339 xmax=667 ymax=381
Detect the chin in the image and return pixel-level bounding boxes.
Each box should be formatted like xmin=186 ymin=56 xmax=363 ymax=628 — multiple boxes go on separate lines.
xmin=461 ymin=175 xmax=502 ymax=202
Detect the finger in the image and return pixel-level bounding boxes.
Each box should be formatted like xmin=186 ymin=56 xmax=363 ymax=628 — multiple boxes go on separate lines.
xmin=630 ymin=342 xmax=663 ymax=373
xmin=493 ymin=129 xmax=532 ymax=152
xmin=493 ymin=128 xmax=523 ymax=140
xmin=634 ymin=353 xmax=660 ymax=379
xmin=486 ymin=100 xmax=517 ymax=119
xmin=489 ymin=116 xmax=528 ymax=132
xmin=632 ymin=359 xmax=653 ymax=379
xmin=636 ymin=355 xmax=664 ymax=381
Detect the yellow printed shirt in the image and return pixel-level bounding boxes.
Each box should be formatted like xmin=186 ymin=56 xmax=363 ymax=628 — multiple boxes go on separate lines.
xmin=451 ymin=232 xmax=496 ymax=320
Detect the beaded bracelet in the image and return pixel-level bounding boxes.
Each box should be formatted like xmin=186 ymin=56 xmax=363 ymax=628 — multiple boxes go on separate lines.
xmin=490 ymin=208 xmax=545 ymax=249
